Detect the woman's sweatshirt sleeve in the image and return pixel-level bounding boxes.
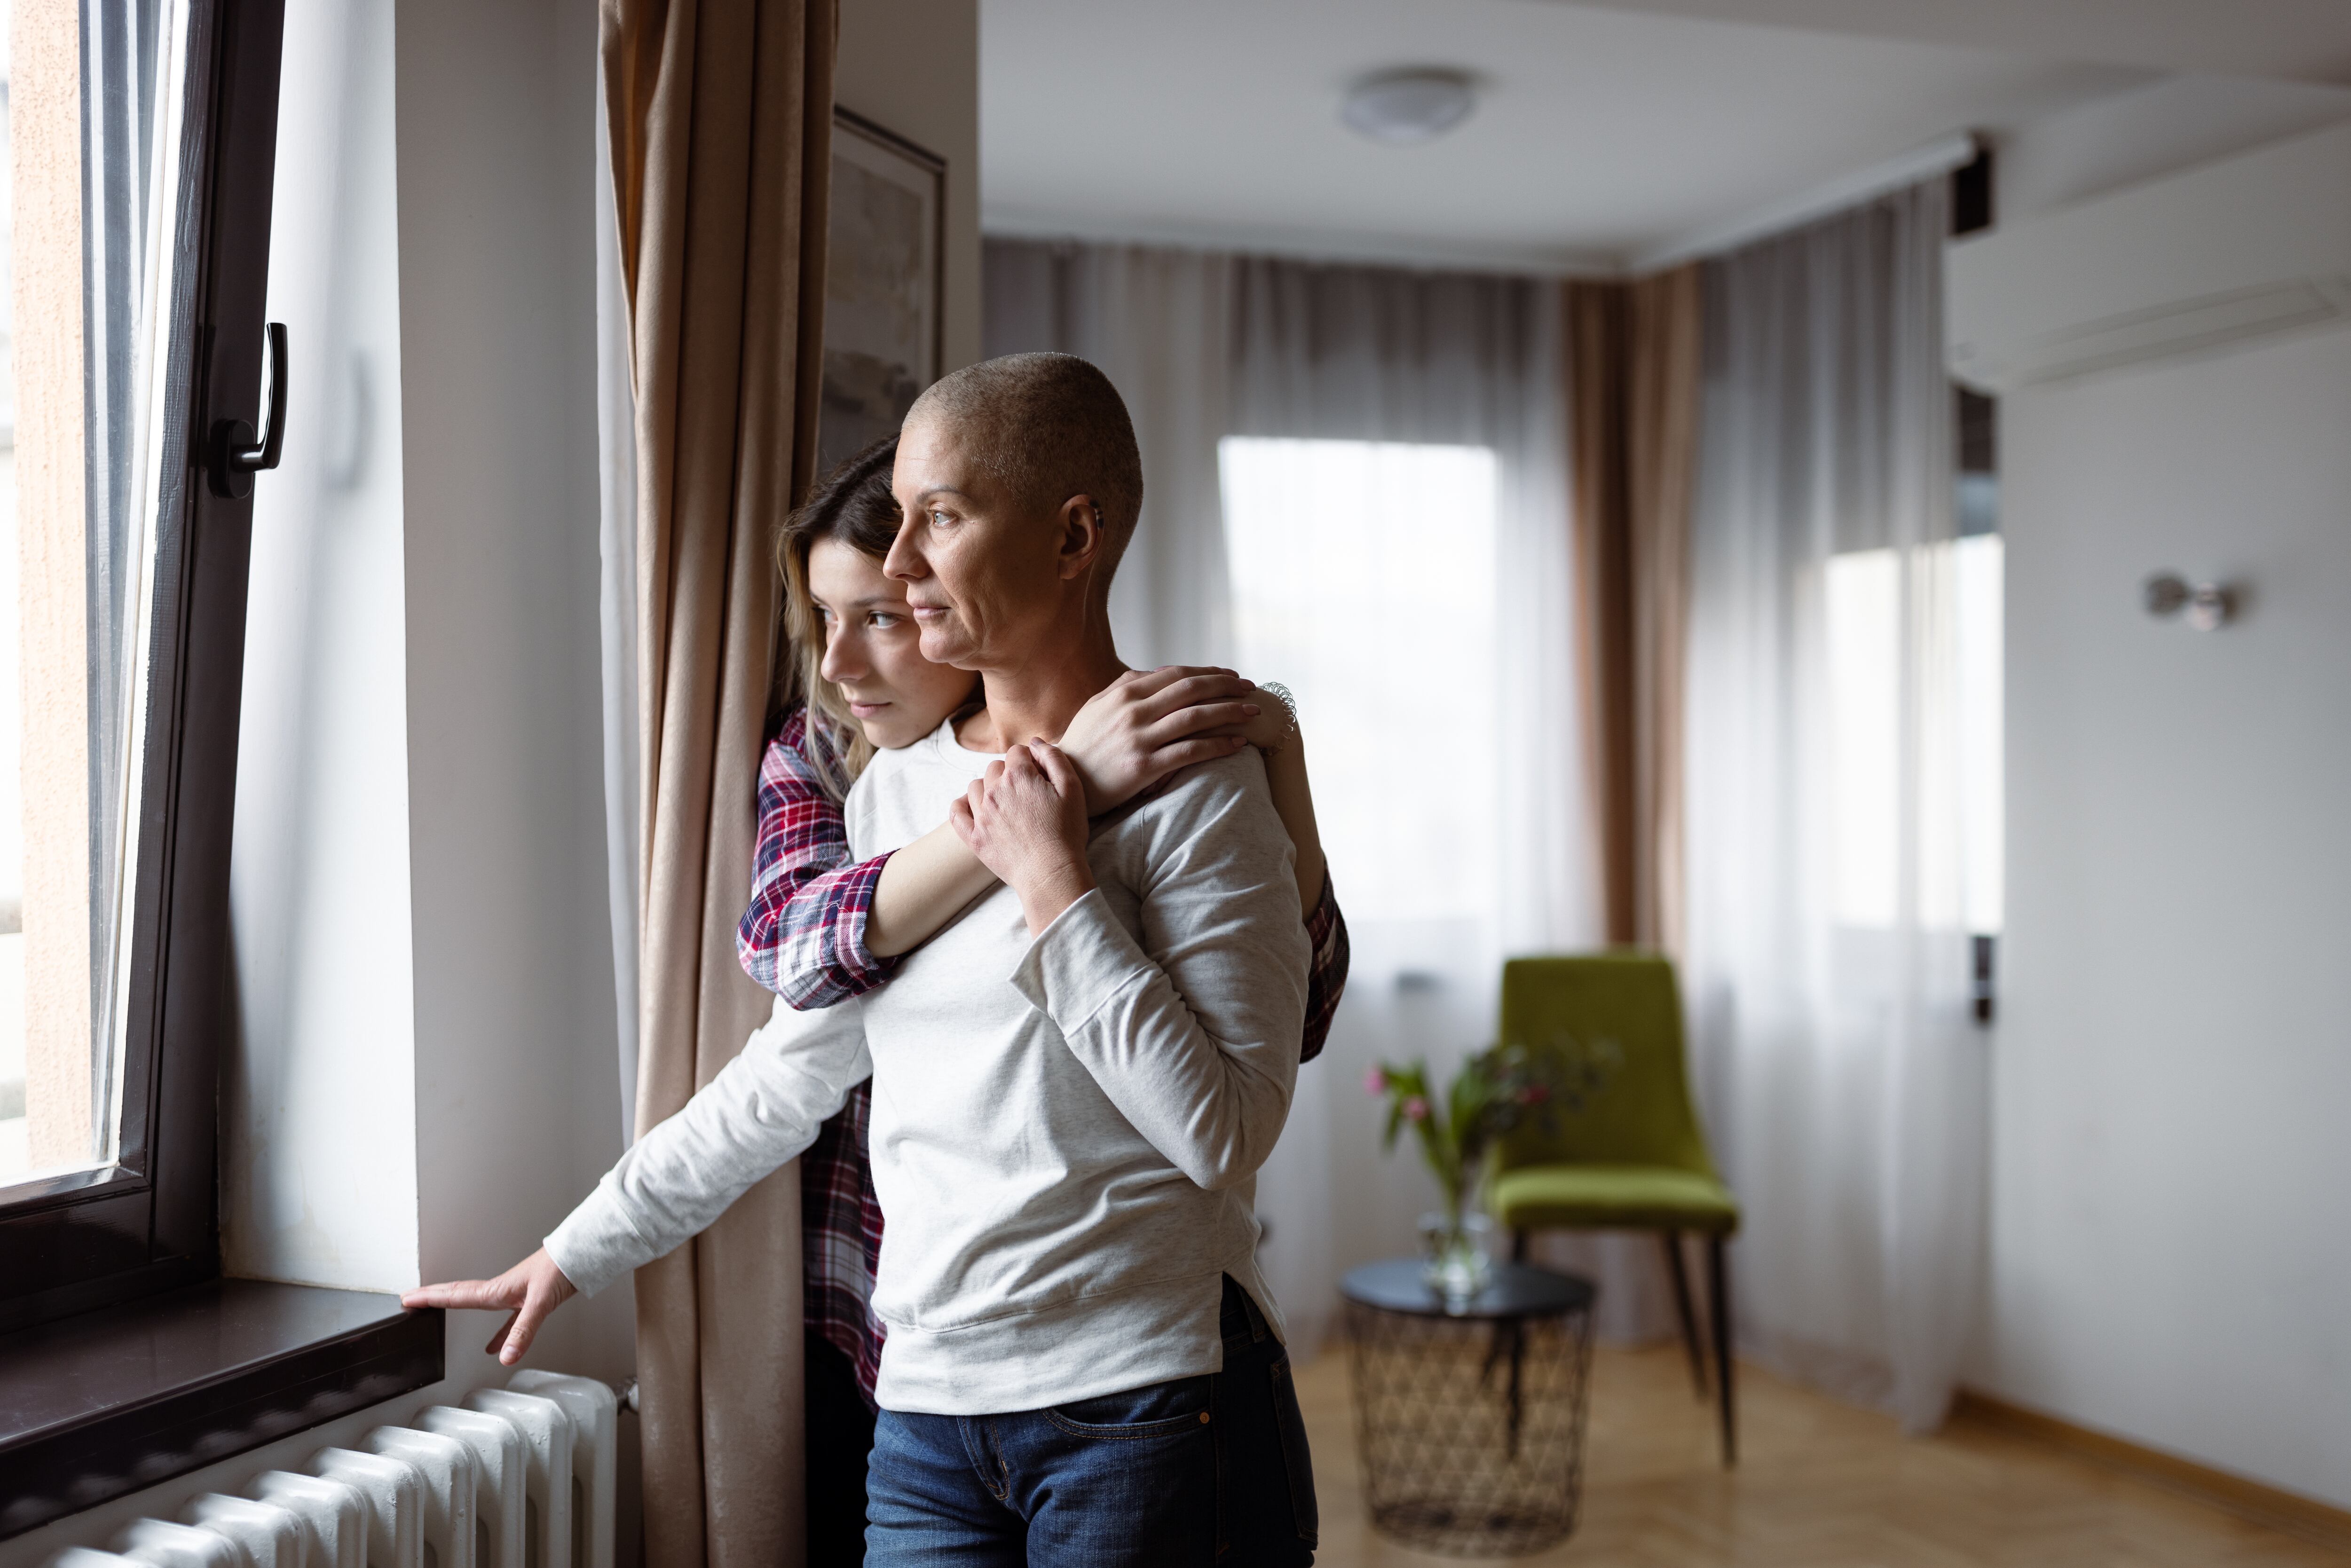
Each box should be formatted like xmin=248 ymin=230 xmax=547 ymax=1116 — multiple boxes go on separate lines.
xmin=544 ymin=994 xmax=870 ymax=1295
xmin=1008 ymin=755 xmax=1310 ymax=1193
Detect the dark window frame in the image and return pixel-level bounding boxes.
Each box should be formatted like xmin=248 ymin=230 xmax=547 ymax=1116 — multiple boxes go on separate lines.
xmin=0 ymin=0 xmax=288 ymax=1332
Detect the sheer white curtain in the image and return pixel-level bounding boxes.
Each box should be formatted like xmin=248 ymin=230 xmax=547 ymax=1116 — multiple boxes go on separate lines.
xmin=988 ymin=241 xmax=1606 ymax=1348
xmin=983 ymin=242 xmax=1236 ymax=669
xmin=1685 ymin=181 xmax=1987 ymax=1431
xmin=1223 ymin=258 xmax=1591 ymax=968
xmin=1227 ymin=256 xmax=1605 ymax=1348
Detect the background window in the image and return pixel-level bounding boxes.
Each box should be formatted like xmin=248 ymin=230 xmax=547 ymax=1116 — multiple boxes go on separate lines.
xmin=0 ymin=0 xmax=177 ymax=1186
xmin=2 ymin=0 xmax=289 ymax=1330
xmin=1218 ymin=436 xmax=1500 ymax=930
xmin=1822 ymin=533 xmax=2003 ymax=936
xmin=1 ymin=24 xmax=20 ymax=1174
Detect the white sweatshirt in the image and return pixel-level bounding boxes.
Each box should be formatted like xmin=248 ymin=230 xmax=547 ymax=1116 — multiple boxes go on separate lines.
xmin=545 ymin=718 xmax=1310 ymax=1414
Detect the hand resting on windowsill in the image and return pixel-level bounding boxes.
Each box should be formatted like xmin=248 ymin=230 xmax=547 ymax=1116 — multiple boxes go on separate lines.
xmin=402 ymin=1246 xmax=576 ymax=1366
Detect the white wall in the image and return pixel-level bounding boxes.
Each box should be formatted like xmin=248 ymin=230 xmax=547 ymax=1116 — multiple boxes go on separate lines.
xmin=837 ymin=0 xmax=981 ymax=373
xmin=1963 ymin=91 xmax=2351 ymax=1512
xmin=224 ymin=0 xmax=420 ymax=1292
xmin=225 ymin=0 xmax=627 ymax=1379
xmin=1989 ymin=314 xmax=2351 ymax=1510
xmin=1995 ymin=73 xmax=2351 ymax=224
xmin=393 ymin=0 xmax=631 ymax=1387
xmin=222 ymin=0 xmax=622 ymax=1316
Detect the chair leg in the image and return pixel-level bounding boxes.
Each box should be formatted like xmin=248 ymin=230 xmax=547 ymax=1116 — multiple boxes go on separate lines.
xmin=1511 ymin=1227 xmax=1530 ymax=1264
xmin=1661 ymin=1230 xmax=1708 ymax=1399
xmin=1707 ymin=1232 xmax=1737 ymax=1467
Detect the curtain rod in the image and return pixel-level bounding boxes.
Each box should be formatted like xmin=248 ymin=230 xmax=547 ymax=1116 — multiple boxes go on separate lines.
xmin=980 ymin=212 xmax=1619 ymax=279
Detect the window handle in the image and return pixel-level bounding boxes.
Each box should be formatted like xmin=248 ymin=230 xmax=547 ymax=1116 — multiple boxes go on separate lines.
xmin=207 ymin=321 xmax=288 ymax=498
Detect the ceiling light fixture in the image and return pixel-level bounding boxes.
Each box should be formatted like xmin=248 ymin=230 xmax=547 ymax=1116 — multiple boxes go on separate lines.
xmin=1341 ymin=69 xmax=1478 ymax=146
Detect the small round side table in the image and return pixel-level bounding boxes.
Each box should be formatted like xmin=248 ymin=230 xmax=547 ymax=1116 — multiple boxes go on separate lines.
xmin=1341 ymin=1259 xmax=1597 ymax=1558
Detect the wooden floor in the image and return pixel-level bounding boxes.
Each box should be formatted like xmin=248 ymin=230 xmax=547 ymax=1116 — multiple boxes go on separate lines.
xmin=1295 ymin=1343 xmax=2351 ymax=1567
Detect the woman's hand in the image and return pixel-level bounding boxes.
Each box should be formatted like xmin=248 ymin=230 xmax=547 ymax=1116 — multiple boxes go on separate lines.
xmin=1057 ymin=667 xmax=1261 ymax=814
xmin=950 ymin=742 xmax=1096 ymax=935
xmin=402 ymin=1247 xmax=577 ymax=1367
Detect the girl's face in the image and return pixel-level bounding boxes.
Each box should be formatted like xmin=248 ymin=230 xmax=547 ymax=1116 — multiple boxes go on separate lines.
xmin=809 ymin=537 xmax=977 ymax=749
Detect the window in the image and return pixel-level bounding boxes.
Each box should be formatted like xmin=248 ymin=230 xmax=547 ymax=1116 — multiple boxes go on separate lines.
xmin=0 ymin=0 xmax=290 ymax=1329
xmin=1218 ymin=437 xmax=1500 ymax=929
xmin=0 ymin=0 xmax=177 ymax=1189
xmin=1822 ymin=385 xmax=2004 ymax=973
xmin=1822 ymin=534 xmax=2003 ymax=936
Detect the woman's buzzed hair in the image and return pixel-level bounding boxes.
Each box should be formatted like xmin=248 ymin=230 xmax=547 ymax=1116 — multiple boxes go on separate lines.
xmin=906 ymin=352 xmax=1145 ymax=578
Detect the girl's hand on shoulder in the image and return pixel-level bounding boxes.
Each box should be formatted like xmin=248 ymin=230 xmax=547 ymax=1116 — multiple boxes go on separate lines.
xmin=1057 ymin=666 xmax=1258 ymax=812
xmin=950 ymin=742 xmax=1097 ymax=935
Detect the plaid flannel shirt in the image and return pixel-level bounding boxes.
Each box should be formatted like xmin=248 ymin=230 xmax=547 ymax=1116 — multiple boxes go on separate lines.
xmin=736 ymin=709 xmax=895 ymax=1009
xmin=739 ymin=704 xmax=1352 ymax=1404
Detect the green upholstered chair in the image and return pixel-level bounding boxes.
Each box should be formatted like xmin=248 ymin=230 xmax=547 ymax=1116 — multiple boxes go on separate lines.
xmin=1486 ymin=952 xmax=1741 ymax=1464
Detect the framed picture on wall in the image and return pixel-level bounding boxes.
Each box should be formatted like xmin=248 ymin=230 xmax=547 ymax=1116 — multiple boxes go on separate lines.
xmin=819 ymin=108 xmax=945 ymax=479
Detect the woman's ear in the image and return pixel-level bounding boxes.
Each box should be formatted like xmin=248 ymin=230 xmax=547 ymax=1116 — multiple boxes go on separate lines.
xmin=1055 ymin=493 xmax=1107 ymax=582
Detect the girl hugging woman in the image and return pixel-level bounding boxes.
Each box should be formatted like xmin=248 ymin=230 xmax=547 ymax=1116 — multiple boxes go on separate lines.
xmin=738 ymin=436 xmax=1350 ymax=1559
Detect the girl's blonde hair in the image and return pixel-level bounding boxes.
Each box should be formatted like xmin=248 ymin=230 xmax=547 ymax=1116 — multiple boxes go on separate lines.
xmin=775 ymin=436 xmax=915 ymax=799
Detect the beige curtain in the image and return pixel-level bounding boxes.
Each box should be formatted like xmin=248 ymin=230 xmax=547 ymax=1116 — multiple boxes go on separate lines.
xmin=602 ymin=2 xmax=834 ymax=1563
xmin=1567 ymin=267 xmax=1700 ymax=954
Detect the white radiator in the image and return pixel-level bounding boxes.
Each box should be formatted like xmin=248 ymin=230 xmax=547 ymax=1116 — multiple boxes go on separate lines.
xmin=41 ymin=1371 xmax=617 ymax=1568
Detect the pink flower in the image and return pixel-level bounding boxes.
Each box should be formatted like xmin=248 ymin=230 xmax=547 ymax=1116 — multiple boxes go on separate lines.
xmin=1364 ymin=1068 xmax=1389 ymax=1096
xmin=1403 ymin=1096 xmax=1430 ymax=1121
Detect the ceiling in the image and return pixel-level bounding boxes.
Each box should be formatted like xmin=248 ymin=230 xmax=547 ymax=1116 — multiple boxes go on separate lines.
xmin=1562 ymin=0 xmax=2351 ymax=84
xmin=978 ymin=0 xmax=2344 ymax=272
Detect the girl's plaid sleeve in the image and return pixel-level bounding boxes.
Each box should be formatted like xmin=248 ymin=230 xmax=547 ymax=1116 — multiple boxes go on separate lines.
xmin=736 ymin=713 xmax=902 ymax=1009
xmin=1299 ymin=875 xmax=1350 ymax=1064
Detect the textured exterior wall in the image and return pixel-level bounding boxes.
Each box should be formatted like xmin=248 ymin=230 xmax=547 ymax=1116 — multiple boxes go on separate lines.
xmin=13 ymin=0 xmax=92 ymax=1171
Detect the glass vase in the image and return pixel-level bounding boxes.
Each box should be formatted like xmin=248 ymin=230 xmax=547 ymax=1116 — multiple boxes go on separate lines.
xmin=1418 ymin=1207 xmax=1495 ymax=1305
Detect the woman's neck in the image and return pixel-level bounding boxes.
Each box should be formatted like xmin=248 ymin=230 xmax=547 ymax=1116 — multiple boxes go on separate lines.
xmin=955 ymin=647 xmax=1127 ymax=754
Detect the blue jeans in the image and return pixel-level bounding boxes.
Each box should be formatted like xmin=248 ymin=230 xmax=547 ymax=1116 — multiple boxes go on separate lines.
xmin=864 ymin=1277 xmax=1318 ymax=1566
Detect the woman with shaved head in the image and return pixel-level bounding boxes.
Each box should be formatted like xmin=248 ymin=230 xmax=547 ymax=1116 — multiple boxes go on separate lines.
xmin=742 ymin=431 xmax=1348 ymax=1559
xmin=413 ymin=362 xmax=1346 ymax=1563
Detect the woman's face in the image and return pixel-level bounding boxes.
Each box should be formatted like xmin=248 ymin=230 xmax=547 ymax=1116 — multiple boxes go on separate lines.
xmin=809 ymin=537 xmax=976 ymax=749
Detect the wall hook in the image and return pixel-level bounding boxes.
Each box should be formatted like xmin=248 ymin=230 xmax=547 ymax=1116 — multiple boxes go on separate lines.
xmin=2144 ymin=572 xmax=2234 ymax=631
